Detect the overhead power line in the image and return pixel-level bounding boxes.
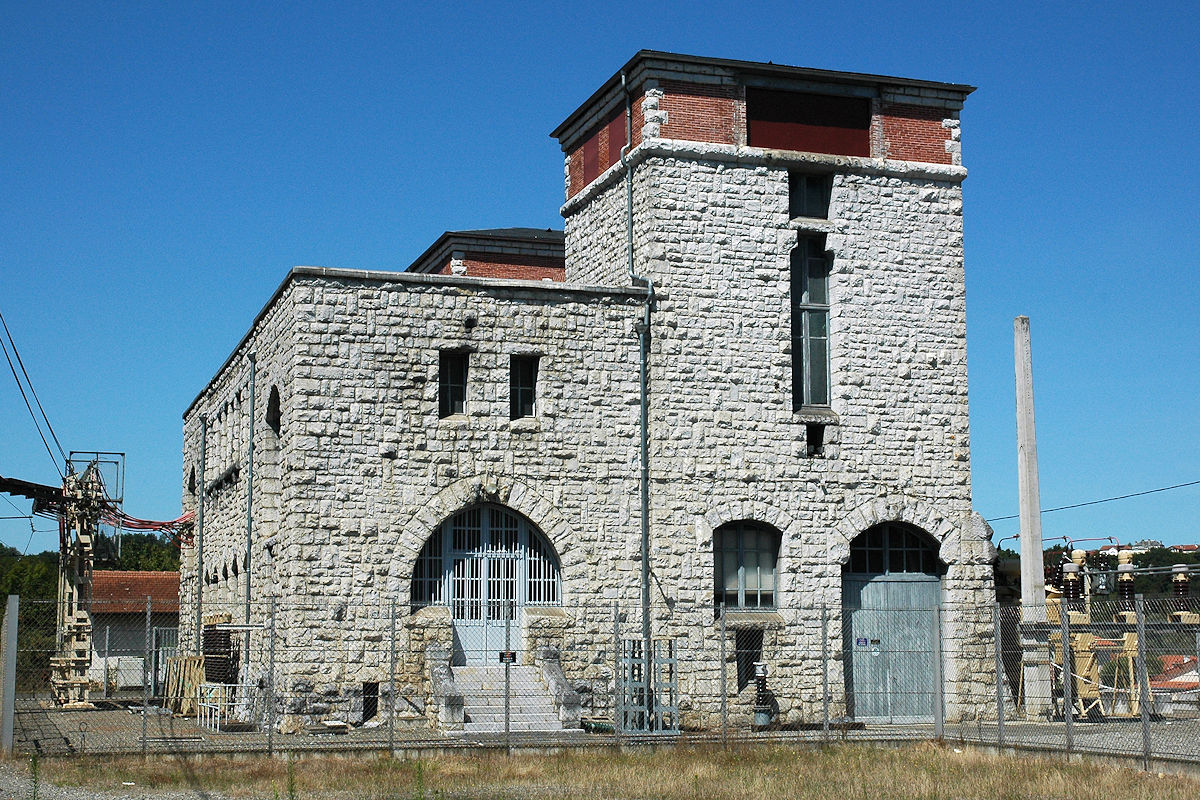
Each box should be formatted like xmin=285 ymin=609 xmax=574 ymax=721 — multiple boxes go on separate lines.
xmin=0 ymin=305 xmax=65 ymax=478
xmin=987 ymin=479 xmax=1200 ymax=522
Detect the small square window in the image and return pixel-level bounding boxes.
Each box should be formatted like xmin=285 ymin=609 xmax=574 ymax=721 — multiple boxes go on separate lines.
xmin=439 ymin=351 xmax=468 ymax=418
xmin=510 ymin=355 xmax=539 ymax=420
xmin=788 ymin=172 xmax=831 ymax=219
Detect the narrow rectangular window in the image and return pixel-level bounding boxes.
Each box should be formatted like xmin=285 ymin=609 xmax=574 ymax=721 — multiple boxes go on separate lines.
xmin=510 ymin=355 xmax=539 ymax=420
xmin=439 ymin=351 xmax=468 ymax=418
xmin=792 ymin=235 xmax=831 ymax=410
xmin=788 ymin=172 xmax=831 ymax=219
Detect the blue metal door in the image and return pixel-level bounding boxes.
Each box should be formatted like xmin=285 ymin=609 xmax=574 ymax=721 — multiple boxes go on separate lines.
xmin=843 ymin=573 xmax=940 ymax=722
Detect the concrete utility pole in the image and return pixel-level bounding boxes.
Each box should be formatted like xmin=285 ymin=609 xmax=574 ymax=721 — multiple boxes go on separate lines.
xmin=1014 ymin=315 xmax=1050 ymax=712
xmin=1014 ymin=316 xmax=1047 ymax=605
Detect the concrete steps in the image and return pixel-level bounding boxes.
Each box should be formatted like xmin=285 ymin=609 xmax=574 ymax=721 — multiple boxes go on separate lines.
xmin=455 ymin=666 xmax=566 ymax=733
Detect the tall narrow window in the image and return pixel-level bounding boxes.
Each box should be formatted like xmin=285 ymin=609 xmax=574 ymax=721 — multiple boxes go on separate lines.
xmin=439 ymin=351 xmax=468 ymax=418
xmin=714 ymin=521 xmax=780 ymax=609
xmin=792 ymin=236 xmax=830 ymax=410
xmin=510 ymin=355 xmax=538 ymax=420
xmin=788 ymin=172 xmax=831 ymax=219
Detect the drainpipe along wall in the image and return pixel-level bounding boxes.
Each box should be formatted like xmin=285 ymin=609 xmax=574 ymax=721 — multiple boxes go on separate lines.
xmin=620 ymin=71 xmax=656 ymax=718
xmin=244 ymin=353 xmax=256 ymax=666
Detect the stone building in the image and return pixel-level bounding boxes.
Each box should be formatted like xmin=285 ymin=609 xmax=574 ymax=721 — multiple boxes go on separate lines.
xmin=180 ymin=51 xmax=996 ymax=732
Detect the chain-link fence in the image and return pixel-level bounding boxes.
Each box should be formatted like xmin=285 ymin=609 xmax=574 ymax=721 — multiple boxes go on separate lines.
xmin=1 ymin=593 xmax=1197 ymax=766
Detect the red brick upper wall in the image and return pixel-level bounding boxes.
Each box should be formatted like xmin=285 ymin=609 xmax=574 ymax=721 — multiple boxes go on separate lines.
xmin=432 ymin=252 xmax=565 ymax=282
xmin=564 ymin=80 xmax=960 ymax=200
xmin=659 ymin=81 xmax=739 ymax=145
xmin=567 ymin=97 xmax=644 ymax=198
xmin=881 ymin=102 xmax=953 ymax=164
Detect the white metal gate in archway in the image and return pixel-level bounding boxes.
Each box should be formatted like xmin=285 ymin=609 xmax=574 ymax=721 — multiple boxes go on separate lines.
xmin=411 ymin=505 xmax=561 ymax=665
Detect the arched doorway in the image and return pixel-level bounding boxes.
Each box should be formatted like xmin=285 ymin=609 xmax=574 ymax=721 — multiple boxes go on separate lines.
xmin=842 ymin=522 xmax=944 ymax=722
xmin=410 ymin=504 xmax=561 ymax=665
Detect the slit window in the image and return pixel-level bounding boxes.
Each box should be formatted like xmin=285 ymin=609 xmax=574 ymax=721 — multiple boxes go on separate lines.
xmin=265 ymin=385 xmax=281 ymax=435
xmin=792 ymin=235 xmax=831 ymax=409
xmin=806 ymin=423 xmax=826 ymax=457
xmin=735 ymin=629 xmax=764 ymax=692
xmin=439 ymin=351 xmax=469 ymax=418
xmin=510 ymin=355 xmax=539 ymax=420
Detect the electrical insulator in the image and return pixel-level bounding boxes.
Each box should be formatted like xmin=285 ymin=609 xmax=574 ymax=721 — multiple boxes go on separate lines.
xmin=1173 ymin=565 xmax=1191 ymax=612
xmin=1117 ymin=562 xmax=1136 ymax=612
xmin=1062 ymin=562 xmax=1083 ymax=613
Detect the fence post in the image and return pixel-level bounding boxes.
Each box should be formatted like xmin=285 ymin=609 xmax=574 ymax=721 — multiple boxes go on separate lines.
xmin=103 ymin=625 xmax=110 ymax=699
xmin=1 ymin=595 xmax=18 ymax=756
xmin=267 ymin=598 xmax=276 ymax=757
xmin=821 ymin=605 xmax=829 ymax=744
xmin=993 ymin=603 xmax=1005 ymax=748
xmin=1059 ymin=602 xmax=1073 ymax=753
xmin=388 ymin=597 xmax=396 ymax=757
xmin=142 ymin=595 xmax=151 ymax=756
xmin=715 ymin=604 xmax=724 ymax=748
xmin=933 ymin=604 xmax=944 ymax=740
xmin=612 ymin=601 xmax=622 ymax=744
xmin=504 ymin=601 xmax=511 ymax=756
xmin=1135 ymin=595 xmax=1151 ymax=770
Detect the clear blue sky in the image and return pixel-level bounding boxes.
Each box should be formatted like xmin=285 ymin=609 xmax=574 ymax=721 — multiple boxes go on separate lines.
xmin=2 ymin=1 xmax=1197 ymax=556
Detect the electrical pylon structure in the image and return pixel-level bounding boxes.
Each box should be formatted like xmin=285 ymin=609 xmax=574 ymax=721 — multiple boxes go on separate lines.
xmin=1 ymin=462 xmax=193 ymax=708
xmin=49 ymin=465 xmax=106 ymax=707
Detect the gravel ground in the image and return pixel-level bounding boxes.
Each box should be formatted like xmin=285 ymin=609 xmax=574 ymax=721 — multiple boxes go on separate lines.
xmin=0 ymin=761 xmax=236 ymax=800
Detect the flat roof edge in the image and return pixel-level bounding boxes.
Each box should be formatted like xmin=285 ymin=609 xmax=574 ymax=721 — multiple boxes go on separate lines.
xmin=551 ymin=49 xmax=975 ymax=142
xmin=184 ymin=268 xmax=647 ymax=419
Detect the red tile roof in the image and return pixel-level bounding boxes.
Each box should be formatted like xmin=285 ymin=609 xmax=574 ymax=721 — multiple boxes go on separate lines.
xmin=90 ymin=571 xmax=180 ymax=614
xmin=1150 ymin=655 xmax=1199 ymax=692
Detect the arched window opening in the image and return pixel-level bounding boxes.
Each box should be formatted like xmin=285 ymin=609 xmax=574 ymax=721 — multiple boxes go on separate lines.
xmin=713 ymin=521 xmax=780 ymax=610
xmin=265 ymin=385 xmax=282 ymax=436
xmin=188 ymin=467 xmax=197 ymax=496
xmin=847 ymin=522 xmax=943 ymax=576
xmin=409 ymin=504 xmax=562 ymax=612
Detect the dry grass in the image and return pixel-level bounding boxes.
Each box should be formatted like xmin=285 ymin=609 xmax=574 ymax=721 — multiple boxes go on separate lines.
xmin=31 ymin=742 xmax=1200 ymax=799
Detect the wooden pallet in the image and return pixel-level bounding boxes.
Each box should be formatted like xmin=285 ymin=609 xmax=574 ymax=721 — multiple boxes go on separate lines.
xmin=163 ymin=655 xmax=205 ymax=716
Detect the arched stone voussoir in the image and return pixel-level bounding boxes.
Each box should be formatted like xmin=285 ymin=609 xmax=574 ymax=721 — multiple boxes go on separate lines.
xmin=700 ymin=498 xmax=796 ymax=544
xmin=832 ymin=494 xmax=966 ymax=566
xmin=397 ymin=474 xmax=580 ymax=572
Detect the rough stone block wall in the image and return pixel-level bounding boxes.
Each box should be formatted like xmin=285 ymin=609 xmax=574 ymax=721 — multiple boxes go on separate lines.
xmin=558 ymin=140 xmax=993 ymax=722
xmin=179 ymin=283 xmax=298 ymax=655
xmin=269 ymin=272 xmax=647 ymax=718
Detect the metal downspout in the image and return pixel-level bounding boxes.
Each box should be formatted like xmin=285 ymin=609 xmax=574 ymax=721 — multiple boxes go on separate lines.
xmin=196 ymin=416 xmax=206 ymax=655
xmin=620 ymin=71 xmax=657 ymax=726
xmin=244 ymin=353 xmax=256 ymax=665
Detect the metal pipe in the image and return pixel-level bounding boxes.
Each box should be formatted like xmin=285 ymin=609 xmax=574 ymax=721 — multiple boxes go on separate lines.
xmin=142 ymin=595 xmax=150 ymax=756
xmin=244 ymin=354 xmax=256 ymax=632
xmin=620 ymin=70 xmax=656 ymax=728
xmin=195 ymin=416 xmax=206 ymax=656
xmin=1135 ymin=595 xmax=1152 ymax=769
xmin=1059 ymin=602 xmax=1073 ymax=751
xmin=993 ymin=603 xmax=1005 ymax=747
